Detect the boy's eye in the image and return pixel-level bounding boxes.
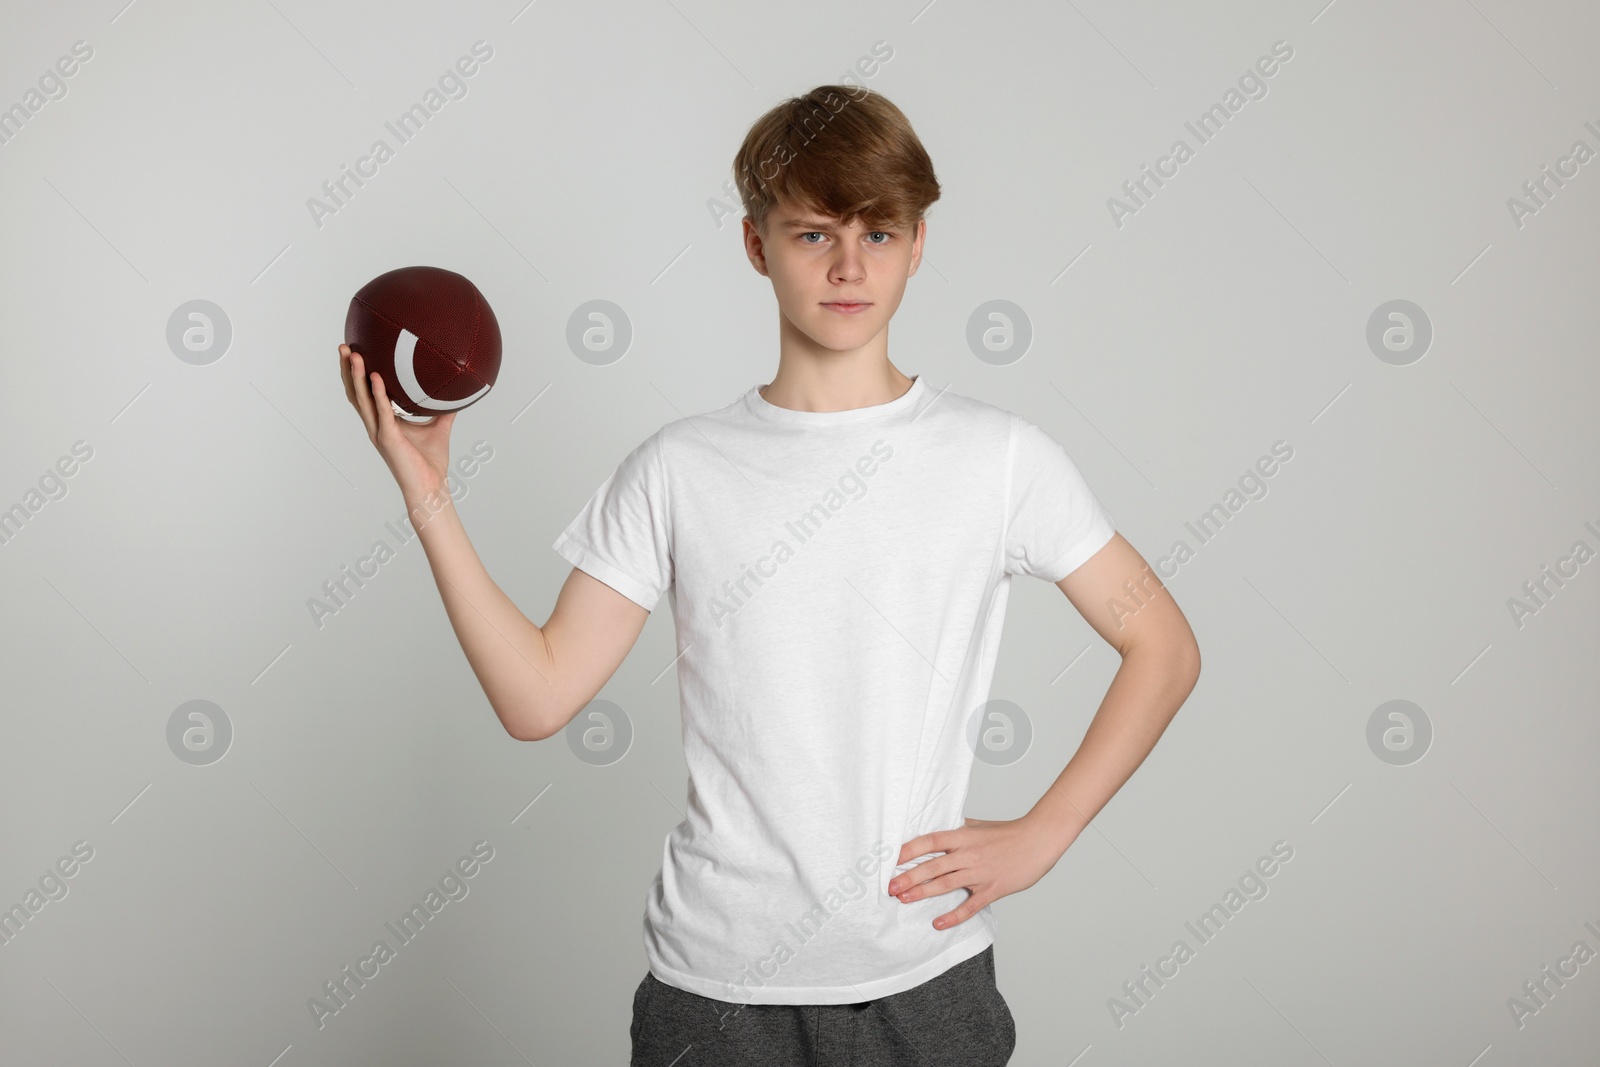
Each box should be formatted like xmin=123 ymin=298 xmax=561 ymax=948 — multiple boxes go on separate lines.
xmin=800 ymin=231 xmax=892 ymax=244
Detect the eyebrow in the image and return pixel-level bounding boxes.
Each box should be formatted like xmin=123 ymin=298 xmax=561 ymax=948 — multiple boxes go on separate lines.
xmin=782 ymin=218 xmax=894 ymax=232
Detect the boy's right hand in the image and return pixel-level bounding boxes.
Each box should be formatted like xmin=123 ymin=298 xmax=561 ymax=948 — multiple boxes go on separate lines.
xmin=340 ymin=344 xmax=457 ymax=503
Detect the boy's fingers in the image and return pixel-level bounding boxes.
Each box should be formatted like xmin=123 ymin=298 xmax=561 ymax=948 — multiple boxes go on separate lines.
xmin=339 ymin=345 xmax=357 ymax=406
xmin=349 ymin=352 xmax=378 ymax=438
xmin=370 ymin=371 xmax=397 ymax=436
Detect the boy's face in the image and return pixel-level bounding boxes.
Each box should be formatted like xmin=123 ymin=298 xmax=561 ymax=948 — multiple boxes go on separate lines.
xmin=743 ymin=199 xmax=925 ymax=355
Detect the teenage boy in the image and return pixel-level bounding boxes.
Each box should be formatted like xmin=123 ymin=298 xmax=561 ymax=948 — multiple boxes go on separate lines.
xmin=340 ymin=84 xmax=1199 ymax=1066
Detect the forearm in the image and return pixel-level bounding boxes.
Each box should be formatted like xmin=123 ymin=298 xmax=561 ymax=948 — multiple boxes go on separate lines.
xmin=403 ymin=484 xmax=560 ymax=740
xmin=1021 ymin=638 xmax=1200 ymax=855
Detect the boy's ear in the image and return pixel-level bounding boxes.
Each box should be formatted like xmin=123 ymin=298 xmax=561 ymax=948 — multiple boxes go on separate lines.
xmin=908 ymin=218 xmax=927 ymax=277
xmin=743 ymin=216 xmax=772 ymax=277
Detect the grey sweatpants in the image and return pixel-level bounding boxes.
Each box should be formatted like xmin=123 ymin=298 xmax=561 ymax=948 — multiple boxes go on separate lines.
xmin=629 ymin=945 xmax=1016 ymax=1066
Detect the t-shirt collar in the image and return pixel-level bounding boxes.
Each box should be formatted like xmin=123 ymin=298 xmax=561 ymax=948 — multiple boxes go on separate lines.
xmin=744 ymin=375 xmax=927 ymax=426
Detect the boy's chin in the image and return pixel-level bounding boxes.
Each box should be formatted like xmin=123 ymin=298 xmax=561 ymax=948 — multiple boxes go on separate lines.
xmin=777 ymin=307 xmax=882 ymax=352
xmin=801 ymin=320 xmax=882 ymax=351
xmin=808 ymin=333 xmax=878 ymax=355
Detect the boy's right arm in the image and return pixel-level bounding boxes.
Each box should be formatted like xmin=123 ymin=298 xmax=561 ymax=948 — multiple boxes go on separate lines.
xmin=340 ymin=344 xmax=650 ymax=742
xmin=409 ymin=488 xmax=650 ymax=741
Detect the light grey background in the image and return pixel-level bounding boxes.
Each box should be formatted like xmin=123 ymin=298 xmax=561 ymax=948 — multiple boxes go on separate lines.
xmin=2 ymin=1 xmax=1597 ymax=1064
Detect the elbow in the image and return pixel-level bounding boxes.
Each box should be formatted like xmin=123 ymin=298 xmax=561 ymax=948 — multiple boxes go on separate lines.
xmin=1128 ymin=630 xmax=1201 ymax=695
xmin=501 ymin=703 xmax=555 ymax=743
xmin=1178 ymin=635 xmax=1202 ymax=691
xmin=507 ymin=694 xmax=582 ymax=743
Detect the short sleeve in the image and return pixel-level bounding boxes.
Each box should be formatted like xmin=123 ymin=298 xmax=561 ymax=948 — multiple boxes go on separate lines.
xmin=1003 ymin=415 xmax=1116 ymax=581
xmin=552 ymin=430 xmax=674 ymax=611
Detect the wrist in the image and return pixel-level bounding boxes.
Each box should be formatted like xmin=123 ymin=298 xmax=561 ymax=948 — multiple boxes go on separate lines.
xmin=1022 ymin=793 xmax=1089 ymax=857
xmin=403 ymin=482 xmax=457 ymax=532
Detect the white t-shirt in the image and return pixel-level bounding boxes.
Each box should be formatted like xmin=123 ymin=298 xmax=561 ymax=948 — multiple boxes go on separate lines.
xmin=551 ymin=375 xmax=1116 ymax=1006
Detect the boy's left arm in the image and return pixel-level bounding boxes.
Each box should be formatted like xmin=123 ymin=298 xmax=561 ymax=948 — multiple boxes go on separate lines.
xmin=887 ymin=532 xmax=1202 ymax=930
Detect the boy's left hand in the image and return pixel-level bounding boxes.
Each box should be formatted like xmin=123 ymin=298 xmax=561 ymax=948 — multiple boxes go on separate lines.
xmin=887 ymin=816 xmax=1070 ymax=930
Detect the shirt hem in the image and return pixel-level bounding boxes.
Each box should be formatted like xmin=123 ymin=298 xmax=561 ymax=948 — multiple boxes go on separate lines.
xmin=645 ymin=929 xmax=996 ymax=1006
xmin=551 ymin=533 xmax=659 ymax=612
xmin=1042 ymin=516 xmax=1116 ymax=583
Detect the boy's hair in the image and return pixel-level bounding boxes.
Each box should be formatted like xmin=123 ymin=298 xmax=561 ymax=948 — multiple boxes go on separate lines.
xmin=733 ymin=85 xmax=940 ymax=237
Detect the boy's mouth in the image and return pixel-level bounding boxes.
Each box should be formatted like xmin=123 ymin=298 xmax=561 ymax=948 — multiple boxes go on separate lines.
xmin=822 ymin=302 xmax=871 ymax=314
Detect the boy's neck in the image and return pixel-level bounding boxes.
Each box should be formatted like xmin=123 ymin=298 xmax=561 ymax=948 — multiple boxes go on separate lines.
xmin=758 ymin=355 xmax=916 ymax=415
